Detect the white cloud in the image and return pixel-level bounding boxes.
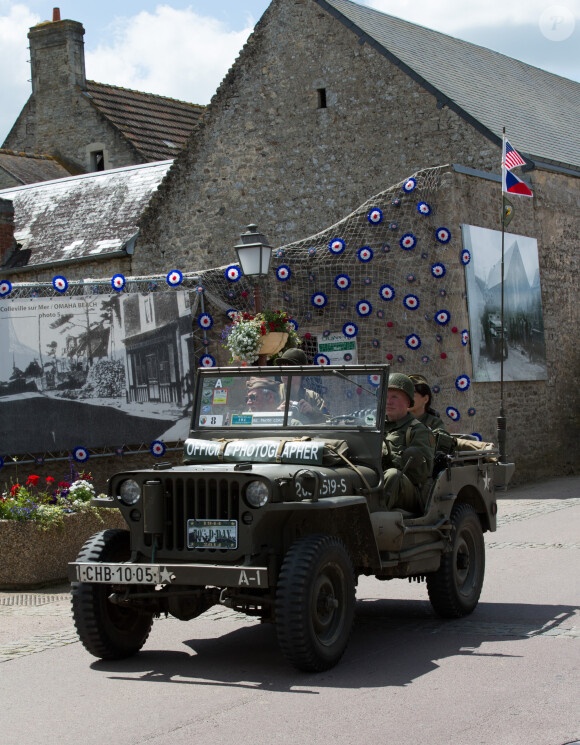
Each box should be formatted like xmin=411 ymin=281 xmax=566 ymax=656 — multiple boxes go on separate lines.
xmin=85 ymin=5 xmax=254 ymax=104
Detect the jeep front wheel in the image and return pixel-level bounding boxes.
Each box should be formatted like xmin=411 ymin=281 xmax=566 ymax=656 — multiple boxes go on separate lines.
xmin=275 ymin=534 xmax=355 ymax=672
xmin=427 ymin=503 xmax=485 ymax=618
xmin=71 ymin=529 xmax=154 ymax=659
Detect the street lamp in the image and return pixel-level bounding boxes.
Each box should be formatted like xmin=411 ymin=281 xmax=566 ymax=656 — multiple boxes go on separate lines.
xmin=234 ymin=224 xmax=272 ymax=366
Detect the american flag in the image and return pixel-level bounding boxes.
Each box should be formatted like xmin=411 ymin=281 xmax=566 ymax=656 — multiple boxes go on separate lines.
xmin=503 ymin=138 xmax=526 ymax=170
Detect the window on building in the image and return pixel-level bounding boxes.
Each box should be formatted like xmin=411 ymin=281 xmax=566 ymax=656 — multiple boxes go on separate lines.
xmin=90 ymin=150 xmax=105 ymax=171
xmin=317 ymin=88 xmax=327 ymax=109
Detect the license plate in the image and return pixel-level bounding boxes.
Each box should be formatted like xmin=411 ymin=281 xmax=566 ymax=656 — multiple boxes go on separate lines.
xmin=76 ymin=563 xmax=161 ymax=584
xmin=187 ymin=519 xmax=238 ymax=549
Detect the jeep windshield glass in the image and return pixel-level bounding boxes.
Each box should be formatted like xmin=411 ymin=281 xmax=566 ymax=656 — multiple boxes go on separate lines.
xmin=195 ymin=369 xmax=384 ymax=429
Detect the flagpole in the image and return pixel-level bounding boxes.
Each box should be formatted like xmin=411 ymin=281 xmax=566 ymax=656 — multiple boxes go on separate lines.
xmin=498 ymin=128 xmax=507 ymax=463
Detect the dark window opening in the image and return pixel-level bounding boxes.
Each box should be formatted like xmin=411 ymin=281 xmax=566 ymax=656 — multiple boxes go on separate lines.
xmin=91 ymin=150 xmax=105 ymax=171
xmin=317 ymin=88 xmax=327 ymax=109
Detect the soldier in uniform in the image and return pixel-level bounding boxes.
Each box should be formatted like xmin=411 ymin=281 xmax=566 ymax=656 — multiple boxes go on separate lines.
xmin=245 ymin=378 xmax=281 ymax=412
xmin=408 ymin=373 xmax=446 ymax=433
xmin=275 ymin=348 xmax=328 ymax=423
xmin=382 ymin=373 xmax=435 ymax=513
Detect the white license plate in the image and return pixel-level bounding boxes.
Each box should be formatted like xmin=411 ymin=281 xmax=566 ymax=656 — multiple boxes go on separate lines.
xmin=76 ymin=563 xmax=160 ymax=584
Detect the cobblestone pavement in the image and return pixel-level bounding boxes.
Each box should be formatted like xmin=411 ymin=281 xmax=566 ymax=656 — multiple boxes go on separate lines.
xmin=1 ymin=494 xmax=578 ymax=664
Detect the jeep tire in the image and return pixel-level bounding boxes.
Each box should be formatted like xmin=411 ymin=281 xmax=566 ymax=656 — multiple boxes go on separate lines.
xmin=275 ymin=534 xmax=356 ymax=672
xmin=71 ymin=529 xmax=154 ymax=659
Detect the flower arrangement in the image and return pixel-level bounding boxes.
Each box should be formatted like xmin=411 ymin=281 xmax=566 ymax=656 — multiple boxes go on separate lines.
xmin=222 ymin=309 xmax=301 ymax=364
xmin=0 ymin=468 xmax=104 ymax=529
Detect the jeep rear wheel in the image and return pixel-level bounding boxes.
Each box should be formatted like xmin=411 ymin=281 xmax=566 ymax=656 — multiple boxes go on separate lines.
xmin=427 ymin=503 xmax=485 ymax=618
xmin=71 ymin=529 xmax=154 ymax=659
xmin=275 ymin=535 xmax=355 ymax=672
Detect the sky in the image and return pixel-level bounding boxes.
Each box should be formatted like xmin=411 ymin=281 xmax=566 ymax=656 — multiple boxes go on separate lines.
xmin=1 ymin=0 xmax=579 ymax=144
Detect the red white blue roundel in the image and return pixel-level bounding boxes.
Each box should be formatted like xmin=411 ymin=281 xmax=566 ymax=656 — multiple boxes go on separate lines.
xmin=308 ymin=247 xmax=317 ymax=257
xmin=314 ymin=353 xmax=331 ymax=366
xmin=225 ymin=265 xmax=241 ymax=282
xmin=403 ymin=177 xmax=417 ymax=193
xmin=379 ymin=284 xmax=395 ymax=301
xmin=111 ymin=274 xmax=126 ymax=291
xmin=461 ymin=249 xmax=471 ymax=265
xmin=405 ymin=333 xmax=422 ymax=350
xmin=335 ymin=274 xmax=351 ymax=290
xmin=431 ymin=262 xmax=446 ymax=278
xmin=367 ymin=208 xmax=383 ymax=225
xmin=329 ymin=238 xmax=345 ymax=254
xmin=367 ymin=374 xmax=381 ymax=387
xmin=226 ymin=308 xmax=238 ymax=320
xmin=0 ymin=280 xmax=12 ymax=297
xmin=53 ymin=275 xmax=68 ymax=293
xmin=199 ymin=354 xmax=216 ymax=368
xmin=455 ymin=374 xmax=471 ymax=391
xmin=403 ymin=294 xmax=420 ymax=310
xmin=357 ymin=246 xmax=373 ymax=262
xmin=435 ymin=309 xmax=451 ymax=325
xmin=343 ymin=322 xmax=358 ymax=338
xmin=72 ymin=446 xmax=89 ymax=463
xmin=400 ymin=233 xmax=417 ymax=250
xmin=446 ymin=406 xmax=460 ymax=421
xmin=150 ymin=440 xmax=166 ymax=457
xmin=287 ymin=319 xmax=298 ymax=332
xmin=417 ymin=201 xmax=431 ymax=216
xmin=166 ymin=269 xmax=183 ymax=286
xmin=311 ymin=292 xmax=328 ymax=308
xmin=471 ymin=432 xmax=482 ymax=440
xmin=197 ymin=313 xmax=213 ymax=330
xmin=276 ymin=265 xmax=291 ymax=281
xmin=356 ymin=300 xmax=372 ymax=317
xmin=461 ymin=329 xmax=469 ymax=346
xmin=468 ymin=407 xmax=476 ymax=416
xmin=436 ymin=227 xmax=451 ymax=244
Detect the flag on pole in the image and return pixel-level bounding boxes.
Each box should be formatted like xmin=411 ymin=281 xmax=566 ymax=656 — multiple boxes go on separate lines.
xmin=503 ymin=139 xmax=526 ymax=170
xmin=503 ymin=168 xmax=533 ymax=197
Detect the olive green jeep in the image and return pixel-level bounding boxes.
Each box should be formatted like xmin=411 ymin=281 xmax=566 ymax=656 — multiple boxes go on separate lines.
xmin=69 ymin=364 xmax=514 ymax=672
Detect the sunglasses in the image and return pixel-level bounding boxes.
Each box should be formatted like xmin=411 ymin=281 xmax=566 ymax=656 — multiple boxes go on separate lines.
xmin=246 ymin=393 xmax=257 ymax=401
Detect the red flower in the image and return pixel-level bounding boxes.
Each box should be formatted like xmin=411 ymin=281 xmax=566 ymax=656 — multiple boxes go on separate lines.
xmin=10 ymin=483 xmax=21 ymax=496
xmin=241 ymin=291 xmax=249 ymax=298
xmin=58 ymin=481 xmax=70 ymax=489
xmin=304 ymin=332 xmax=312 ymax=340
xmin=269 ymin=322 xmax=275 ymax=331
xmin=26 ymin=474 xmax=40 ymax=487
xmin=260 ymin=323 xmax=266 ymax=336
xmin=46 ymin=476 xmax=55 ymax=485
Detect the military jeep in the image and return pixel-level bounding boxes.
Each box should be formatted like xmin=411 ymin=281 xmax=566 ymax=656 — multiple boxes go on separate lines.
xmin=69 ymin=364 xmax=514 ymax=672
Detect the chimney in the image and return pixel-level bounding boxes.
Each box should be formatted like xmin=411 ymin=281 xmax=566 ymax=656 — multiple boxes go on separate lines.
xmin=0 ymin=199 xmax=16 ymax=265
xmin=28 ymin=11 xmax=86 ymax=94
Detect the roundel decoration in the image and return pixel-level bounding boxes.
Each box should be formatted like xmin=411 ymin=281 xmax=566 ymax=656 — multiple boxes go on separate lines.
xmin=335 ymin=274 xmax=351 ymax=290
xmin=225 ymin=265 xmax=242 ymax=282
xmin=455 ymin=374 xmax=471 ymax=391
xmin=72 ymin=446 xmax=89 ymax=463
xmin=368 ymin=374 xmax=381 ymax=387
xmin=308 ymin=247 xmax=317 ymax=257
xmin=197 ymin=313 xmax=213 ymax=330
xmin=405 ymin=333 xmax=422 ymax=350
xmin=461 ymin=249 xmax=471 ymax=265
xmin=343 ymin=322 xmax=358 ymax=338
xmin=435 ymin=309 xmax=451 ymax=325
xmin=403 ymin=294 xmax=420 ymax=310
xmin=199 ymin=354 xmax=216 ymax=368
xmin=431 ymin=262 xmax=446 ymax=278
xmin=446 ymin=406 xmax=460 ymax=421
xmin=343 ymin=353 xmax=353 ymax=362
xmin=311 ymin=292 xmax=328 ymax=308
xmin=287 ymin=319 xmax=298 ymax=332
xmin=53 ymin=275 xmax=68 ymax=293
xmin=389 ymin=222 xmax=398 ymax=231
xmin=0 ymin=280 xmax=12 ymax=297
xmin=468 ymin=407 xmax=477 ymax=417
xmin=276 ymin=265 xmax=291 ymax=281
xmin=225 ymin=308 xmax=238 ymax=320
xmin=471 ymin=432 xmax=483 ymax=441
xmin=0 ymin=455 xmax=4 ymax=469
xmin=111 ymin=274 xmax=126 ymax=291
xmin=379 ymin=284 xmax=395 ymax=301
xmin=150 ymin=440 xmax=166 ymax=457
xmin=417 ymin=201 xmax=431 ymax=216
xmin=399 ymin=233 xmax=417 ymax=250
xmin=329 ymin=238 xmax=345 ymax=254
xmin=357 ymin=246 xmax=373 ymax=263
xmin=314 ymin=353 xmax=331 ymax=366
xmin=403 ymin=177 xmax=417 ymax=193
xmin=356 ymin=300 xmax=372 ymax=317
xmin=461 ymin=329 xmax=469 ymax=346
xmin=367 ymin=208 xmax=383 ymax=225
xmin=166 ymin=270 xmax=183 ymax=287
xmin=436 ymin=227 xmax=451 ymax=244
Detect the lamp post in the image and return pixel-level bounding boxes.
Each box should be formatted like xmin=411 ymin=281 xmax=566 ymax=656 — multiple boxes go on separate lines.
xmin=234 ymin=224 xmax=272 ymax=366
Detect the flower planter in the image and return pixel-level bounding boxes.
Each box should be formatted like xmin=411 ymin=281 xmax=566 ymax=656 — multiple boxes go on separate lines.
xmin=0 ymin=509 xmax=126 ymax=590
xmin=259 ymin=331 xmax=288 ymax=356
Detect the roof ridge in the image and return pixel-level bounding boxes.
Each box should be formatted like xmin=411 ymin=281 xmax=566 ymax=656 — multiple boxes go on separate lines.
xmin=0 ymin=149 xmax=62 ymax=162
xmin=85 ymin=80 xmax=205 ymax=109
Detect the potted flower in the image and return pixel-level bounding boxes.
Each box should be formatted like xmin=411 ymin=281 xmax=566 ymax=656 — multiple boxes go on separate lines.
xmin=223 ymin=309 xmax=301 ymax=365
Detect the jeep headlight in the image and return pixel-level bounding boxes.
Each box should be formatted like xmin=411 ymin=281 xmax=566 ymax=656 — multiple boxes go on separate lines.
xmin=118 ymin=479 xmax=141 ymax=505
xmin=244 ymin=480 xmax=269 ymax=508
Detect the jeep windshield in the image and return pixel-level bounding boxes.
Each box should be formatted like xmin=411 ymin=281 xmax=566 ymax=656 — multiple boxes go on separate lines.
xmin=192 ymin=365 xmax=387 ymax=431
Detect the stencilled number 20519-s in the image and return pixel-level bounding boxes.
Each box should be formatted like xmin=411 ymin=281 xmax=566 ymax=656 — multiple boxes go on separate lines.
xmin=295 ymin=477 xmax=347 ymax=499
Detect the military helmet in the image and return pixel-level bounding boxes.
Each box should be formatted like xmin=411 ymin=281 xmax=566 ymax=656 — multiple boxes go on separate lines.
xmin=387 ymin=372 xmax=415 ymax=406
xmin=275 ymin=348 xmax=308 ymax=365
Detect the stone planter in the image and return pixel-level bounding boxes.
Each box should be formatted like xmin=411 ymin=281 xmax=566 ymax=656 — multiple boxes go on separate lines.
xmin=0 ymin=509 xmax=126 ymax=590
xmin=259 ymin=331 xmax=288 ymax=356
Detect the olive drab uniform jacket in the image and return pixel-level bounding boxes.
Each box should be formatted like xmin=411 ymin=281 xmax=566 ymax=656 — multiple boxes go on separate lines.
xmin=382 ymin=412 xmax=435 ymax=486
xmin=278 ymin=383 xmax=328 ymax=423
xmin=418 ymin=410 xmax=446 ymax=433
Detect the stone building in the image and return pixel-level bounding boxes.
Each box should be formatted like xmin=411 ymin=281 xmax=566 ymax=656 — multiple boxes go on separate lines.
xmin=2 ymin=8 xmax=204 ymax=177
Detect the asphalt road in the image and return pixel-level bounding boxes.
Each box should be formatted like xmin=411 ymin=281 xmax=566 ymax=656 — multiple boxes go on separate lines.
xmin=1 ymin=477 xmax=578 ymax=745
